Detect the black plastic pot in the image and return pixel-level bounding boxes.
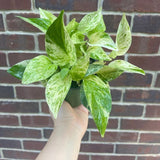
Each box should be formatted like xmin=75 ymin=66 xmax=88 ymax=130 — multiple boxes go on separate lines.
xmin=65 ymin=81 xmax=81 ymax=107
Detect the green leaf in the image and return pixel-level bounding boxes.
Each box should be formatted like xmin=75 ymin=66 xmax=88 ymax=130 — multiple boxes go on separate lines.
xmin=97 ymin=60 xmax=145 ymax=82
xmin=83 ymin=75 xmax=112 ymax=137
xmin=85 ymin=63 xmax=104 ymax=77
xmin=66 ymin=18 xmax=79 ymax=36
xmin=87 ymin=46 xmax=111 ymax=61
xmin=78 ymin=9 xmax=102 ymax=34
xmin=39 ymin=8 xmax=57 ymax=23
xmin=70 ymin=54 xmax=89 ymax=81
xmin=17 ymin=16 xmax=52 ymax=33
xmin=45 ymin=72 xmax=72 ymax=118
xmin=88 ymin=32 xmax=117 ymax=51
xmin=71 ymin=32 xmax=85 ymax=44
xmin=60 ymin=68 xmax=70 ymax=79
xmin=45 ymin=10 xmax=76 ymax=67
xmin=22 ymin=55 xmax=57 ymax=84
xmin=109 ymin=60 xmax=145 ymax=75
xmin=80 ymin=84 xmax=90 ymax=111
xmin=109 ymin=14 xmax=131 ymax=58
xmin=7 ymin=60 xmax=30 ymax=80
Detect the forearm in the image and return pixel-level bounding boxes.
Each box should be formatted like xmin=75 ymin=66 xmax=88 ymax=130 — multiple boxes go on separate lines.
xmin=36 ymin=126 xmax=82 ymax=160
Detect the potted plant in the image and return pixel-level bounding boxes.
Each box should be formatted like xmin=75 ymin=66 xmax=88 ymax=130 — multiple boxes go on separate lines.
xmin=7 ymin=8 xmax=145 ymax=137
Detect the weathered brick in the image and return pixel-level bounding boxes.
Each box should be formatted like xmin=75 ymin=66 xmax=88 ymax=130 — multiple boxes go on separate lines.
xmin=38 ymin=35 xmax=45 ymax=51
xmin=8 ymin=52 xmax=40 ymax=66
xmin=133 ymin=15 xmax=160 ymax=34
xmin=110 ymin=104 xmax=144 ymax=117
xmin=0 ymin=86 xmax=14 ymax=98
xmin=35 ymin=0 xmax=97 ymax=11
xmin=0 ymin=139 xmax=21 ymax=149
xmin=145 ymin=105 xmax=160 ymax=118
xmin=80 ymin=143 xmax=113 ymax=153
xmin=43 ymin=128 xmax=53 ymax=138
xmin=0 ymin=0 xmax=31 ymax=10
xmin=6 ymin=13 xmax=40 ymax=32
xmin=3 ymin=150 xmax=38 ymax=159
xmin=92 ymin=155 xmax=135 ymax=160
xmin=103 ymin=15 xmax=131 ymax=33
xmin=124 ymin=89 xmax=160 ymax=103
xmin=0 ymin=101 xmax=39 ymax=113
xmin=116 ymin=144 xmax=160 ymax=154
xmin=78 ymin=155 xmax=89 ymax=160
xmin=16 ymin=86 xmax=45 ymax=99
xmin=91 ymin=131 xmax=138 ymax=142
xmin=0 ymin=14 xmax=4 ymax=31
xmin=70 ymin=14 xmax=84 ymax=23
xmin=0 ymin=115 xmax=19 ymax=126
xmin=0 ymin=70 xmax=20 ymax=84
xmin=0 ymin=34 xmax=35 ymax=50
xmin=41 ymin=102 xmax=50 ymax=114
xmin=128 ymin=36 xmax=160 ymax=54
xmin=0 ymin=52 xmax=7 ymax=67
xmin=0 ymin=127 xmax=41 ymax=138
xmin=111 ymin=89 xmax=122 ymax=101
xmin=21 ymin=115 xmax=53 ymax=127
xmin=103 ymin=0 xmax=160 ymax=13
xmin=140 ymin=133 xmax=160 ymax=143
xmin=137 ymin=156 xmax=160 ymax=160
xmin=23 ymin=140 xmax=46 ymax=150
xmin=155 ymin=73 xmax=160 ymax=87
xmin=121 ymin=119 xmax=160 ymax=131
xmin=88 ymin=118 xmax=118 ymax=130
xmin=110 ymin=73 xmax=152 ymax=87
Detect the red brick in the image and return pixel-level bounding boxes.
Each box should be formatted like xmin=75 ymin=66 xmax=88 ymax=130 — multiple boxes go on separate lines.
xmin=38 ymin=35 xmax=45 ymax=51
xmin=0 ymin=86 xmax=14 ymax=98
xmin=91 ymin=131 xmax=138 ymax=142
xmin=6 ymin=13 xmax=40 ymax=32
xmin=73 ymin=0 xmax=97 ymax=11
xmin=16 ymin=86 xmax=45 ymax=99
xmin=21 ymin=115 xmax=53 ymax=127
xmin=0 ymin=70 xmax=20 ymax=83
xmin=0 ymin=115 xmax=19 ymax=126
xmin=43 ymin=128 xmax=53 ymax=138
xmin=0 ymin=101 xmax=39 ymax=113
xmin=0 ymin=52 xmax=7 ymax=66
xmin=0 ymin=34 xmax=35 ymax=50
xmin=145 ymin=105 xmax=160 ymax=118
xmin=103 ymin=0 xmax=160 ymax=13
xmin=0 ymin=0 xmax=31 ymax=10
xmin=8 ymin=52 xmax=40 ymax=66
xmin=138 ymin=156 xmax=160 ymax=160
xmin=0 ymin=14 xmax=4 ymax=31
xmin=128 ymin=36 xmax=160 ymax=54
xmin=41 ymin=102 xmax=50 ymax=114
xmin=0 ymin=139 xmax=21 ymax=149
xmin=92 ymin=155 xmax=135 ymax=160
xmin=133 ymin=15 xmax=160 ymax=34
xmin=88 ymin=118 xmax=118 ymax=130
xmin=140 ymin=133 xmax=160 ymax=143
xmin=155 ymin=73 xmax=160 ymax=87
xmin=128 ymin=56 xmax=160 ymax=71
xmin=124 ymin=89 xmax=160 ymax=103
xmin=110 ymin=104 xmax=143 ymax=117
xmin=116 ymin=144 xmax=160 ymax=154
xmin=70 ymin=14 xmax=84 ymax=23
xmin=78 ymin=155 xmax=89 ymax=160
xmin=3 ymin=150 xmax=38 ymax=159
xmin=23 ymin=140 xmax=46 ymax=150
xmin=110 ymin=73 xmax=152 ymax=87
xmin=80 ymin=143 xmax=113 ymax=153
xmin=111 ymin=89 xmax=122 ymax=102
xmin=103 ymin=15 xmax=131 ymax=33
xmin=0 ymin=127 xmax=41 ymax=138
xmin=121 ymin=119 xmax=160 ymax=131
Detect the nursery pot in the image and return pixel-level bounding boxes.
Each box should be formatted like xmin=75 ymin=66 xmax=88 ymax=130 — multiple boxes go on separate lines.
xmin=65 ymin=81 xmax=81 ymax=108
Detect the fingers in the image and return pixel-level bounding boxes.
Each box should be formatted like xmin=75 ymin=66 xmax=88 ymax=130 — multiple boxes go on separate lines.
xmin=76 ymin=104 xmax=89 ymax=114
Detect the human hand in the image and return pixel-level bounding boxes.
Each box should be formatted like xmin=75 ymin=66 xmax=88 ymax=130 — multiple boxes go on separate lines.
xmin=50 ymin=101 xmax=89 ymax=139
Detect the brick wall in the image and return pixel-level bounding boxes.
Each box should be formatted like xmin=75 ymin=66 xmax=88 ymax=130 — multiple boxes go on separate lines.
xmin=0 ymin=0 xmax=160 ymax=160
